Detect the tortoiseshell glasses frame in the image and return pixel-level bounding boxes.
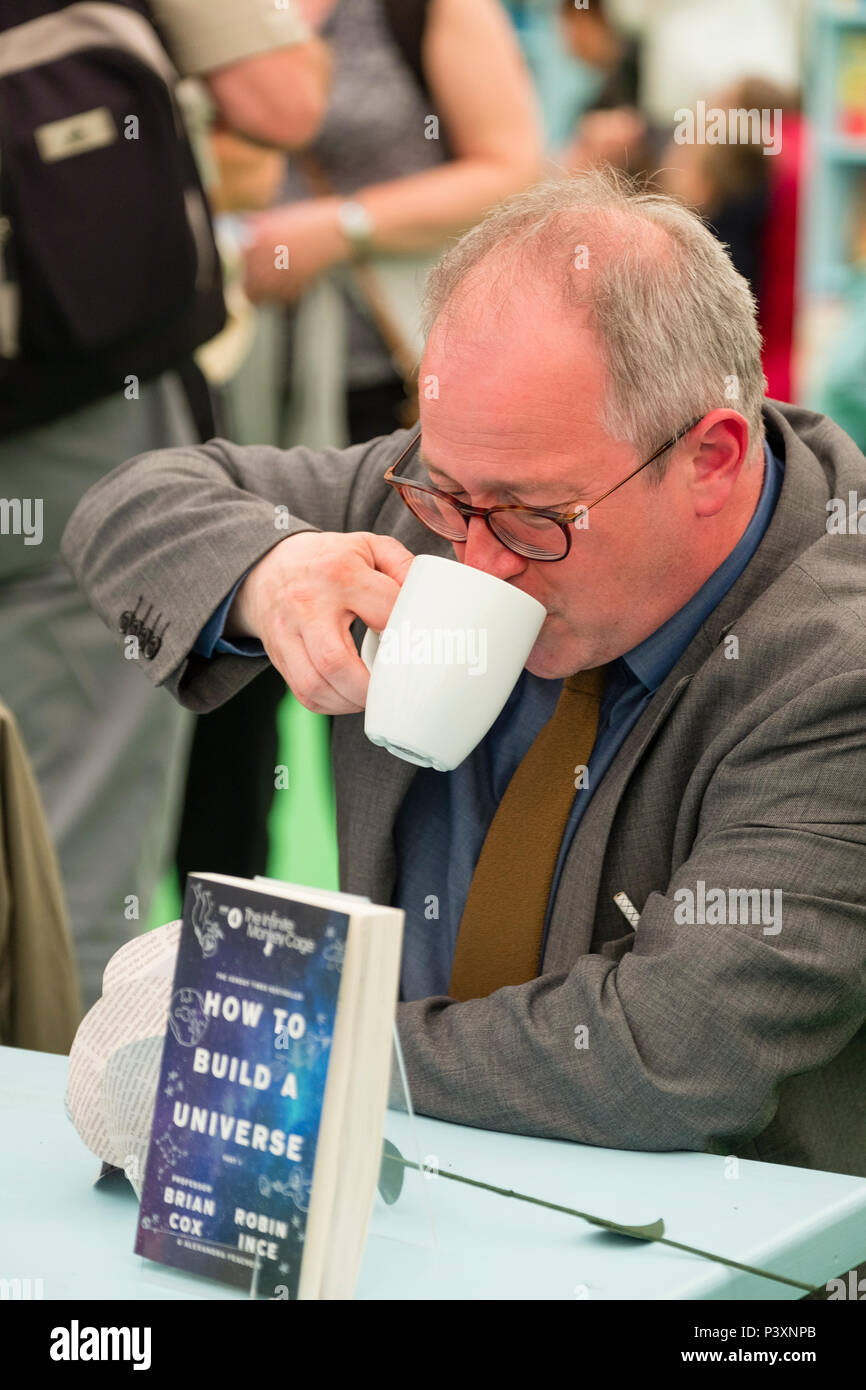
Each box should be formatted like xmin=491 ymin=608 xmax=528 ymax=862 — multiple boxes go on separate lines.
xmin=382 ymin=418 xmax=703 ymax=562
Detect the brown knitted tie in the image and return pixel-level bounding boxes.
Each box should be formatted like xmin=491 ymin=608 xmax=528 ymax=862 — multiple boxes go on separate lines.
xmin=448 ymin=666 xmax=607 ymax=1001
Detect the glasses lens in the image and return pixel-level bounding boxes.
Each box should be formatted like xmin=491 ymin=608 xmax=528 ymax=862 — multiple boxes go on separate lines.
xmin=490 ymin=510 xmax=569 ymax=560
xmin=400 ymin=485 xmax=468 ymax=542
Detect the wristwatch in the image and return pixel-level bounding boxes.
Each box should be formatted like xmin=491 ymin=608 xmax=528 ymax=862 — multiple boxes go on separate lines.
xmin=336 ymin=199 xmax=375 ymax=259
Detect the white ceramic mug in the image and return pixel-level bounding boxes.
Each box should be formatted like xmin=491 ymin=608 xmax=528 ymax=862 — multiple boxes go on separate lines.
xmin=360 ymin=554 xmax=547 ymax=771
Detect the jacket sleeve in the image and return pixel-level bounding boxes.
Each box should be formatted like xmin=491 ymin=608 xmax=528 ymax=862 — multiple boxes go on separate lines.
xmin=395 ymin=670 xmax=866 ymax=1154
xmin=60 ymin=430 xmax=414 ymax=712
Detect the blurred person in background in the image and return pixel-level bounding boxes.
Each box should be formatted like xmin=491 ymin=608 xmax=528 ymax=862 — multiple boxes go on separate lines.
xmin=173 ymin=0 xmax=543 ymax=893
xmin=659 ymin=79 xmax=804 ymax=402
xmin=557 ymin=0 xmax=655 ymax=179
xmin=0 ymin=0 xmax=330 ymax=1012
xmin=622 ymin=0 xmax=804 ymax=131
xmin=241 ymin=0 xmax=542 ymax=447
xmin=501 ymin=0 xmax=602 ymax=151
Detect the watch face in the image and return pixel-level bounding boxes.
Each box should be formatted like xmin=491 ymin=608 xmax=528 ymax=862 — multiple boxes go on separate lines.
xmin=340 ymin=201 xmax=373 ymax=245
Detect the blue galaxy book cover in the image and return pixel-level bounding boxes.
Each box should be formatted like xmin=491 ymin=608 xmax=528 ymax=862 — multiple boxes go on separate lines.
xmin=135 ymin=874 xmax=349 ymax=1299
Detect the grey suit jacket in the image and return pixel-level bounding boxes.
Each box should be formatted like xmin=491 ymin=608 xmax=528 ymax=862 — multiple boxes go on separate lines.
xmin=61 ymin=400 xmax=866 ymax=1177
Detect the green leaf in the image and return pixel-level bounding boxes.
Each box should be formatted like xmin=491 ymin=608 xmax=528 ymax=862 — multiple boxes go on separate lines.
xmin=377 ymin=1138 xmax=405 ymax=1206
xmin=606 ymin=1218 xmax=666 ymax=1241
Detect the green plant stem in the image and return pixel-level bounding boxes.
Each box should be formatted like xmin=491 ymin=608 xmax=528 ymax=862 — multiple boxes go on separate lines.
xmin=385 ymin=1152 xmax=818 ymax=1294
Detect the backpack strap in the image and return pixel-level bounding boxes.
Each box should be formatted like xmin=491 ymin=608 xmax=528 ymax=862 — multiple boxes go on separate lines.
xmin=177 ymin=357 xmax=220 ymax=442
xmin=381 ymin=0 xmax=433 ymax=102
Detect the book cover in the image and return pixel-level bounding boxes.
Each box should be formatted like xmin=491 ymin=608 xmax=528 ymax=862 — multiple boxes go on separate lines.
xmin=134 ymin=874 xmax=349 ymax=1299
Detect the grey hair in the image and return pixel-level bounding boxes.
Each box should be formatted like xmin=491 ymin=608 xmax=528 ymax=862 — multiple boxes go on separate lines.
xmin=422 ymin=167 xmax=766 ymax=479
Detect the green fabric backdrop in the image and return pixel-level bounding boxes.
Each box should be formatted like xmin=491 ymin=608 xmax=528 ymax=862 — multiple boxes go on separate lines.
xmin=146 ymin=694 xmax=338 ymax=929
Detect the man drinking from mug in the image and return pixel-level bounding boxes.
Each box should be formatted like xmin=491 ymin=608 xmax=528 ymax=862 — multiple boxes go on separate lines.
xmin=62 ymin=168 xmax=866 ymax=1178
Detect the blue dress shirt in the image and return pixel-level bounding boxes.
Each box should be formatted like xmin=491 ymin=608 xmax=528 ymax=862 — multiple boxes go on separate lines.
xmin=195 ymin=569 xmax=261 ymax=658
xmin=194 ymin=443 xmax=784 ymax=1002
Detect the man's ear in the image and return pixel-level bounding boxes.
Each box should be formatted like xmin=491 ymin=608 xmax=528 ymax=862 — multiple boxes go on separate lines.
xmin=690 ymin=411 xmax=750 ymax=479
xmin=687 ymin=411 xmax=751 ymax=517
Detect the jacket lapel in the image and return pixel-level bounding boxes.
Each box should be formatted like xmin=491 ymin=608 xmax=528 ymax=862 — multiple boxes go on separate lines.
xmin=541 ymin=664 xmax=699 ymax=972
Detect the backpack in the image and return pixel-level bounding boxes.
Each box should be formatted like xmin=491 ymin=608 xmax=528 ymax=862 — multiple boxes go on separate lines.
xmin=0 ymin=0 xmax=226 ymax=437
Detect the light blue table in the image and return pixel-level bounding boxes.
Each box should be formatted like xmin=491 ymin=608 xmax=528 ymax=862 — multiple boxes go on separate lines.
xmin=2 ymin=1047 xmax=864 ymax=1300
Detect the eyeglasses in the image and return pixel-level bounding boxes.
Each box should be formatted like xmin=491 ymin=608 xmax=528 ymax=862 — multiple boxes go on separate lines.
xmin=383 ymin=419 xmax=703 ymax=562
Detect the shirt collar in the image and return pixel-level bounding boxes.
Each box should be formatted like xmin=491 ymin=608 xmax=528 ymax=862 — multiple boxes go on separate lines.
xmin=621 ymin=439 xmax=784 ymax=694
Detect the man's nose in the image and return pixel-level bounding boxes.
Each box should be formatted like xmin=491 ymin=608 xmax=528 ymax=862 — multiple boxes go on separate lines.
xmin=460 ymin=515 xmax=527 ymax=581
